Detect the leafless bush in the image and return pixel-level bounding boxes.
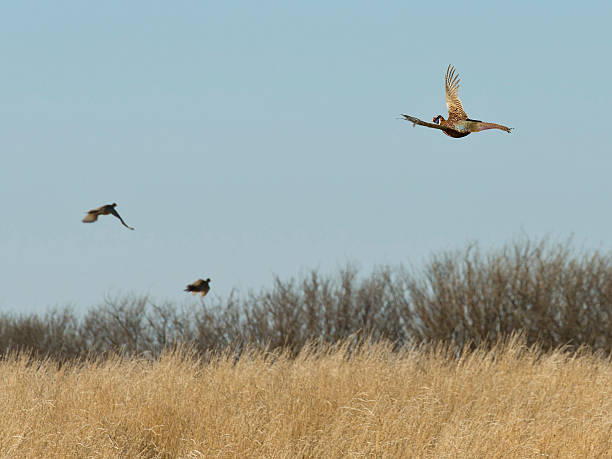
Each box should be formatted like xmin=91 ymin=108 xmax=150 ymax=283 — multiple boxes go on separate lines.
xmin=0 ymin=307 xmax=83 ymax=361
xmin=1 ymin=237 xmax=611 ymax=360
xmin=407 ymin=238 xmax=612 ymax=351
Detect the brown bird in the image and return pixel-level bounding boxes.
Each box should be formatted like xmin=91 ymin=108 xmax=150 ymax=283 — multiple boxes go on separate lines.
xmin=185 ymin=278 xmax=211 ymax=297
xmin=402 ymin=65 xmax=512 ymax=138
xmin=82 ymin=203 xmax=134 ymax=230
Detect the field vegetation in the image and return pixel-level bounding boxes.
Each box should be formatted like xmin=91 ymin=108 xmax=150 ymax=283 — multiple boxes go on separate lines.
xmin=1 ymin=337 xmax=610 ymax=458
xmin=1 ymin=237 xmax=611 ymax=457
xmin=1 ymin=238 xmax=611 ymax=360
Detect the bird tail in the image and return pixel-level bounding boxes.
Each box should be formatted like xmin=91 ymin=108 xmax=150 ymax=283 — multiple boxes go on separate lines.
xmin=472 ymin=122 xmax=513 ymax=133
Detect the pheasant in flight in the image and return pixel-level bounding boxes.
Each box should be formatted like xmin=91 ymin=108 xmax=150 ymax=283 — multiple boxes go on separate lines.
xmin=402 ymin=65 xmax=512 ymax=138
xmin=82 ymin=203 xmax=134 ymax=230
xmin=185 ymin=278 xmax=211 ymax=297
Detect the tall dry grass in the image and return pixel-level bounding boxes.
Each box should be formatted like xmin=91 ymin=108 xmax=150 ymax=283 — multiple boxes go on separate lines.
xmin=0 ymin=337 xmax=610 ymax=458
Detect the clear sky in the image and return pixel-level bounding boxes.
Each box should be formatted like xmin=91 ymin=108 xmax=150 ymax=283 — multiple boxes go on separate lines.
xmin=2 ymin=1 xmax=611 ymax=313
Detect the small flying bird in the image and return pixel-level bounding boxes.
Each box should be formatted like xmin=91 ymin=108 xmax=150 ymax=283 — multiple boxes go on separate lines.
xmin=185 ymin=278 xmax=211 ymax=297
xmin=82 ymin=203 xmax=134 ymax=230
xmin=402 ymin=65 xmax=512 ymax=138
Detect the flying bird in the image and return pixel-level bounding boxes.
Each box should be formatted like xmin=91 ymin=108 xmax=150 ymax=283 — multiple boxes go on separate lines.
xmin=185 ymin=278 xmax=211 ymax=297
xmin=402 ymin=65 xmax=512 ymax=138
xmin=82 ymin=203 xmax=134 ymax=230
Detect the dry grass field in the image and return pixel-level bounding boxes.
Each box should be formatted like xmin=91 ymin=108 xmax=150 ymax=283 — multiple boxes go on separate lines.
xmin=0 ymin=338 xmax=610 ymax=458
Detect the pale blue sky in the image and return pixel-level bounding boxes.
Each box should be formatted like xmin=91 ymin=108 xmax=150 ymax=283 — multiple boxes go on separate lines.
xmin=2 ymin=2 xmax=611 ymax=312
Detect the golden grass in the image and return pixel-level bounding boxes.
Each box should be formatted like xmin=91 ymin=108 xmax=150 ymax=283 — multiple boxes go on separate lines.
xmin=0 ymin=338 xmax=610 ymax=458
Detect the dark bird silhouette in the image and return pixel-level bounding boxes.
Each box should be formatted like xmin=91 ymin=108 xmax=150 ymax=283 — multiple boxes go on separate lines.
xmin=402 ymin=65 xmax=512 ymax=138
xmin=82 ymin=203 xmax=134 ymax=230
xmin=185 ymin=278 xmax=211 ymax=297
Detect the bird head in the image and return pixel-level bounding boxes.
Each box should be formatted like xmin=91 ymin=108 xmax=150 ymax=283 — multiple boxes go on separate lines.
xmin=432 ymin=115 xmax=443 ymax=124
xmin=205 ymin=278 xmax=211 ymax=283
xmin=111 ymin=203 xmax=117 ymax=207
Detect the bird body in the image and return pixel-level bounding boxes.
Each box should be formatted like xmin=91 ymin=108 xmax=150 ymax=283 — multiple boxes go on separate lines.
xmin=185 ymin=278 xmax=211 ymax=297
xmin=82 ymin=203 xmax=134 ymax=230
xmin=402 ymin=65 xmax=512 ymax=138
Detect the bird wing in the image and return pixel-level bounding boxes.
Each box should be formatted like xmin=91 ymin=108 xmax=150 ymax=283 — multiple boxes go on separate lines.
xmin=445 ymin=65 xmax=468 ymax=121
xmin=186 ymin=279 xmax=204 ymax=291
xmin=401 ymin=114 xmax=465 ymax=135
xmin=82 ymin=212 xmax=99 ymax=223
xmin=92 ymin=204 xmax=108 ymax=213
xmin=110 ymin=208 xmax=134 ymax=230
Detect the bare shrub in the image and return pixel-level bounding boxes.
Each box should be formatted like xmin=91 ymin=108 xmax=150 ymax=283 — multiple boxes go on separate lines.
xmin=407 ymin=238 xmax=612 ymax=352
xmin=1 ymin=237 xmax=611 ymax=360
xmin=0 ymin=307 xmax=82 ymax=361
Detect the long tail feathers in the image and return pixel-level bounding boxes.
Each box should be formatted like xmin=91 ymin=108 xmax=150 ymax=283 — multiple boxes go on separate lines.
xmin=474 ymin=122 xmax=513 ymax=133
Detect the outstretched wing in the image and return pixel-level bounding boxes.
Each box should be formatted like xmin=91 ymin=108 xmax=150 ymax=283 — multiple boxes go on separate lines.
xmin=185 ymin=279 xmax=205 ymax=292
xmin=82 ymin=211 xmax=99 ymax=223
xmin=445 ymin=65 xmax=467 ymax=121
xmin=110 ymin=208 xmax=134 ymax=230
xmin=401 ymin=114 xmax=465 ymax=136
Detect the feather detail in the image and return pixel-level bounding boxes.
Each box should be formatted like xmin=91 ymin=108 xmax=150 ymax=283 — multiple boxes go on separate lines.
xmin=445 ymin=65 xmax=468 ymax=121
